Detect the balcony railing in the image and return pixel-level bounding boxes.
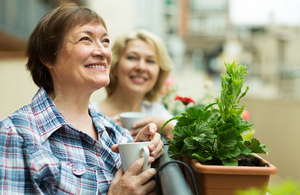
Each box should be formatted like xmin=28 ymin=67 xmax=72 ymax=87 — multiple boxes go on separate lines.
xmin=156 ymin=145 xmax=197 ymax=195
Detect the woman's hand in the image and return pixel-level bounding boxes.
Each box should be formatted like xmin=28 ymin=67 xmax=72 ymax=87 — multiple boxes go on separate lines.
xmin=134 ymin=123 xmax=164 ymax=161
xmin=107 ymin=158 xmax=157 ymax=195
xmin=111 ymin=123 xmax=163 ymax=162
xmin=109 ymin=123 xmax=163 ymax=194
xmin=130 ymin=116 xmax=174 ymax=140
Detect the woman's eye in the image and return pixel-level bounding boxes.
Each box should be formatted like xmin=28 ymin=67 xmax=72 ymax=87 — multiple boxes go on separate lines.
xmin=79 ymin=37 xmax=90 ymax=41
xmin=103 ymin=38 xmax=110 ymax=44
xmin=127 ymin=56 xmax=137 ymax=60
xmin=147 ymin=59 xmax=156 ymax=64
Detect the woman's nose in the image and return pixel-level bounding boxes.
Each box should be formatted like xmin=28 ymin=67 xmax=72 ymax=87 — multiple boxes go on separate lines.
xmin=92 ymin=44 xmax=109 ymax=58
xmin=135 ymin=59 xmax=147 ymax=70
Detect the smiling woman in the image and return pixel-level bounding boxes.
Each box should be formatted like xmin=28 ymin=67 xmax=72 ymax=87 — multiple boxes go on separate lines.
xmin=92 ymin=29 xmax=176 ymax=139
xmin=0 ymin=3 xmax=164 ymax=195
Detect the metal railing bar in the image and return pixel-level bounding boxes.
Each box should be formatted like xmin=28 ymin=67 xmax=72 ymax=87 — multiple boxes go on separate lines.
xmin=156 ymin=145 xmax=192 ymax=195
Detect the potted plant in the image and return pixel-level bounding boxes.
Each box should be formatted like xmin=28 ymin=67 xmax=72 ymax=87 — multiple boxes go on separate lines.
xmin=161 ymin=61 xmax=277 ymax=195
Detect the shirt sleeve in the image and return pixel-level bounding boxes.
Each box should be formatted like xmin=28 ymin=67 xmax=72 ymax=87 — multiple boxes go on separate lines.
xmin=0 ymin=118 xmax=38 ymax=194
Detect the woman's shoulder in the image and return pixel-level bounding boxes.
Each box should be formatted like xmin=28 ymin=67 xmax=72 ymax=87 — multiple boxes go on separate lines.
xmin=0 ymin=104 xmax=40 ymax=146
xmin=1 ymin=105 xmax=33 ymax=128
xmin=141 ymin=100 xmax=172 ymax=118
xmin=141 ymin=100 xmax=165 ymax=109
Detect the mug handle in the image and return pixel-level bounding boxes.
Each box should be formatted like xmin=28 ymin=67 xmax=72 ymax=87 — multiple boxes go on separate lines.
xmin=140 ymin=146 xmax=150 ymax=172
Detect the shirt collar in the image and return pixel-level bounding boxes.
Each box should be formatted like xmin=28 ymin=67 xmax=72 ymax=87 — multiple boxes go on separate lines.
xmin=31 ymin=88 xmax=108 ymax=142
xmin=31 ymin=88 xmax=69 ymax=141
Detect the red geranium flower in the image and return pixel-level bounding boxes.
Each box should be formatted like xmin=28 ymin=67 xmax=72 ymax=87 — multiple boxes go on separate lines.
xmin=175 ymin=95 xmax=196 ymax=106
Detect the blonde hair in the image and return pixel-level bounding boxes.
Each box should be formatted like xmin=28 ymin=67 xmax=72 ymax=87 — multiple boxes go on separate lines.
xmin=106 ymin=29 xmax=173 ymax=101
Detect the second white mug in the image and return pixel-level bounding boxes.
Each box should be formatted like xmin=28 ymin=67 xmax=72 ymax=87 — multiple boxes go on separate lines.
xmin=119 ymin=112 xmax=146 ymax=130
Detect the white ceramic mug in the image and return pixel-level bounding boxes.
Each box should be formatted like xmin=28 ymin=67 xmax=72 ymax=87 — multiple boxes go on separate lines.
xmin=118 ymin=142 xmax=151 ymax=173
xmin=119 ymin=112 xmax=146 ymax=130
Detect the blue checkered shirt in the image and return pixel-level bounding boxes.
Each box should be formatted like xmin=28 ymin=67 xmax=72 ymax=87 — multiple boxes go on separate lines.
xmin=0 ymin=88 xmax=133 ymax=194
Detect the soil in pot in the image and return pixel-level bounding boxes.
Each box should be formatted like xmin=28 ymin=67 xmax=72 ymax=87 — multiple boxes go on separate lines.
xmin=237 ymin=155 xmax=268 ymax=167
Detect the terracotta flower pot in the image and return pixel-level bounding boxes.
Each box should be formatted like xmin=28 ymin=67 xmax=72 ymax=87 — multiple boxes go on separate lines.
xmin=185 ymin=155 xmax=277 ymax=195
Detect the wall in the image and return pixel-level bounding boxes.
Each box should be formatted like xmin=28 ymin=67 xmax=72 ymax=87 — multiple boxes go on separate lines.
xmin=86 ymin=0 xmax=137 ymax=45
xmin=0 ymin=58 xmax=38 ymax=119
xmin=240 ymin=97 xmax=300 ymax=181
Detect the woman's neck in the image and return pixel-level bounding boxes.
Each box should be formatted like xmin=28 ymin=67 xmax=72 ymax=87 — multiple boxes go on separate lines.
xmin=48 ymin=88 xmax=98 ymax=140
xmin=99 ymin=90 xmax=144 ymax=117
xmin=49 ymin=88 xmax=91 ymax=122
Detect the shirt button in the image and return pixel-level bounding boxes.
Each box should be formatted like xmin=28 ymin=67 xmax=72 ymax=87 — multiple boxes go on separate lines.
xmin=73 ymin=162 xmax=86 ymax=176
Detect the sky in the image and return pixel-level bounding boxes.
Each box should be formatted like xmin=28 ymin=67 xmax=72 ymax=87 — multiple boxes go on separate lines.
xmin=229 ymin=0 xmax=300 ymax=26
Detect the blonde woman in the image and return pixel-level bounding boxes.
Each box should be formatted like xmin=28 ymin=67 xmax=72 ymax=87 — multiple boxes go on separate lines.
xmin=92 ymin=29 xmax=175 ymax=139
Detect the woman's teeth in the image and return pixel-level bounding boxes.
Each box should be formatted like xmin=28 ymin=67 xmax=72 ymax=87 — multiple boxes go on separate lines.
xmin=133 ymin=77 xmax=145 ymax=81
xmin=87 ymin=65 xmax=105 ymax=69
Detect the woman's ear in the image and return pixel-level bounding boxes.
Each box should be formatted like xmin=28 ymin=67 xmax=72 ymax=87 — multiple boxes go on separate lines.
xmin=40 ymin=57 xmax=53 ymax=69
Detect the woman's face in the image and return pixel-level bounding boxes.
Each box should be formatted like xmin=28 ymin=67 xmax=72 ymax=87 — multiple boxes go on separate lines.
xmin=115 ymin=39 xmax=160 ymax=97
xmin=48 ymin=23 xmax=112 ymax=93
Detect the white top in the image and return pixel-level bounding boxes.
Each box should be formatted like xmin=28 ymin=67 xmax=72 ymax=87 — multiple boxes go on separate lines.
xmin=90 ymin=100 xmax=174 ymax=121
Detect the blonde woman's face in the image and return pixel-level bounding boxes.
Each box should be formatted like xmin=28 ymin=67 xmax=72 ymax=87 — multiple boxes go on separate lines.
xmin=115 ymin=40 xmax=160 ymax=97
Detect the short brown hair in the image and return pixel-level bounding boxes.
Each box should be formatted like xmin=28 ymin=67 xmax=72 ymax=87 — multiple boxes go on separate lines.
xmin=106 ymin=29 xmax=173 ymax=101
xmin=26 ymin=3 xmax=107 ymax=93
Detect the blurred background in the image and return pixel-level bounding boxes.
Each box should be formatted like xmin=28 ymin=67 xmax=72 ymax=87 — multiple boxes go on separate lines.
xmin=1 ymin=0 xmax=299 ymax=183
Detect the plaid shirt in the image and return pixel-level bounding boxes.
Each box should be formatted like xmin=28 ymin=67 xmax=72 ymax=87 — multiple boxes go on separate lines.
xmin=0 ymin=88 xmax=133 ymax=195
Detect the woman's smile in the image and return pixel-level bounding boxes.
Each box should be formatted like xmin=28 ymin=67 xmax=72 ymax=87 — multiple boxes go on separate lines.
xmin=130 ymin=75 xmax=148 ymax=84
xmin=85 ymin=62 xmax=107 ymax=71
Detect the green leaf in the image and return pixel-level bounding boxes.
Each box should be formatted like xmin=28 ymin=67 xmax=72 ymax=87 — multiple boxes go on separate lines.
xmin=160 ymin=115 xmax=181 ymax=134
xmin=172 ymin=125 xmax=185 ymax=137
xmin=194 ymin=123 xmax=211 ymax=135
xmin=192 ymin=136 xmax=205 ymax=142
xmin=203 ymin=102 xmax=217 ymax=111
xmin=186 ymin=107 xmax=203 ymax=118
xmin=242 ymin=129 xmax=255 ymax=141
xmin=192 ymin=152 xmax=213 ymax=163
xmin=183 ymin=126 xmax=194 ymax=136
xmin=184 ymin=137 xmax=197 ymax=150
xmin=237 ymin=86 xmax=249 ymax=104
xmin=217 ymin=148 xmax=231 ymax=160
xmin=249 ymin=138 xmax=270 ymax=154
xmin=222 ymin=158 xmax=238 ymax=166
xmin=228 ymin=147 xmax=241 ymax=158
xmin=218 ymin=130 xmax=238 ymax=147
xmin=259 ymin=144 xmax=270 ymax=154
xmin=239 ymin=142 xmax=252 ymax=156
xmin=177 ymin=116 xmax=195 ymax=127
